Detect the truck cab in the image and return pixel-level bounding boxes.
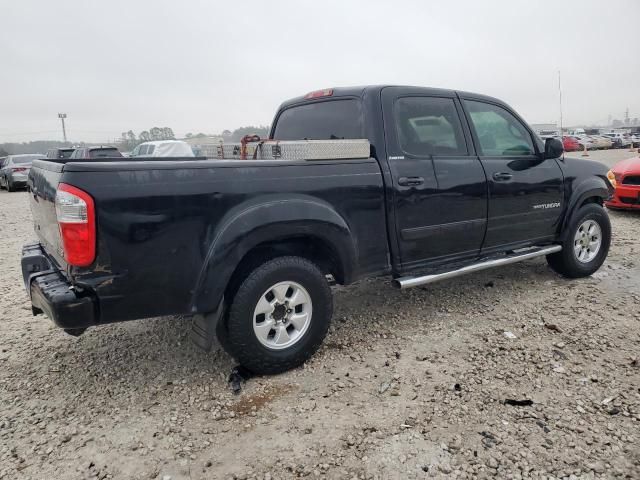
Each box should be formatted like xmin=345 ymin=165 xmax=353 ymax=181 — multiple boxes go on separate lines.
xmin=273 ymin=86 xmax=566 ymax=274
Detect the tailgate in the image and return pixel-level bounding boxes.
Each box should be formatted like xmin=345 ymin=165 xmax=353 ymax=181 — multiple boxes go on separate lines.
xmin=28 ymin=160 xmax=66 ymax=268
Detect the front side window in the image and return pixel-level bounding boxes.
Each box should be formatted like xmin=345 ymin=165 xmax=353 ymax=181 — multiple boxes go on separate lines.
xmin=273 ymin=99 xmax=365 ymax=140
xmin=465 ymin=100 xmax=535 ymax=156
xmin=394 ymin=97 xmax=467 ymax=156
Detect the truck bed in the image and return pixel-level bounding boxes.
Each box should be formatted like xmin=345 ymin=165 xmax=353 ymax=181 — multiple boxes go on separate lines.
xmin=27 ymin=156 xmax=389 ymax=326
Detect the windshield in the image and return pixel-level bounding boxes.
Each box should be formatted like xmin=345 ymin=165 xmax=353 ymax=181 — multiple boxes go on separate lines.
xmin=89 ymin=148 xmax=122 ymax=158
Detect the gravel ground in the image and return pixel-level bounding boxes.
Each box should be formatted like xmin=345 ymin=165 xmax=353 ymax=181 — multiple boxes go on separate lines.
xmin=0 ymin=150 xmax=639 ymax=480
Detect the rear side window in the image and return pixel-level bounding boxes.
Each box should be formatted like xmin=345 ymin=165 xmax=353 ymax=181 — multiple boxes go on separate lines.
xmin=13 ymin=155 xmax=39 ymax=164
xmin=394 ymin=97 xmax=467 ymax=156
xmin=273 ymin=99 xmax=365 ymax=140
xmin=147 ymin=145 xmax=155 ymax=155
xmin=465 ymin=100 xmax=535 ymax=156
xmin=59 ymin=150 xmax=73 ymax=159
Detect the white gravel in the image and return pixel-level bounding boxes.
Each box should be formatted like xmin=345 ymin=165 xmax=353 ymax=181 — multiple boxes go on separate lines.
xmin=0 ymin=150 xmax=639 ymax=479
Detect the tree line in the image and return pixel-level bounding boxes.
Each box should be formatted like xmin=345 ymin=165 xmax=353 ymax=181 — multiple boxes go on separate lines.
xmin=119 ymin=127 xmax=176 ymax=151
xmin=0 ymin=125 xmax=272 ymax=157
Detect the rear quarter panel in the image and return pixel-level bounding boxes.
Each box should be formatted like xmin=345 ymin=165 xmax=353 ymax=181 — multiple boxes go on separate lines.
xmin=62 ymin=158 xmax=388 ymax=323
xmin=28 ymin=160 xmax=67 ymax=268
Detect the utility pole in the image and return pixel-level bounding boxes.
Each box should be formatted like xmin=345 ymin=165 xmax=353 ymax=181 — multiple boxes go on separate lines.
xmin=58 ymin=113 xmax=67 ymax=142
xmin=558 ymin=71 xmax=563 ymax=137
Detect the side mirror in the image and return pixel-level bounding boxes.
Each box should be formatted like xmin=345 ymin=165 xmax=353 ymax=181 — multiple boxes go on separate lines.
xmin=544 ymin=137 xmax=564 ymax=159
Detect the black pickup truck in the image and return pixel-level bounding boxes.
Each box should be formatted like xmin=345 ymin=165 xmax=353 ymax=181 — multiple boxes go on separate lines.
xmin=22 ymin=86 xmax=614 ymax=374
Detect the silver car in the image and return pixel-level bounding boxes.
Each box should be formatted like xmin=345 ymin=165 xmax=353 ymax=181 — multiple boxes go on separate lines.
xmin=0 ymin=154 xmax=42 ymax=192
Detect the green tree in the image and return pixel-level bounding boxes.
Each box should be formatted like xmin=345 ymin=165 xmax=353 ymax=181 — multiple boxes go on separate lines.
xmin=161 ymin=127 xmax=175 ymax=140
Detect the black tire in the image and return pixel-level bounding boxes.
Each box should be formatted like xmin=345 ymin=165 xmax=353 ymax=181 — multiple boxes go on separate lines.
xmin=6 ymin=180 xmax=14 ymax=192
xmin=546 ymin=203 xmax=611 ymax=278
xmin=223 ymin=256 xmax=333 ymax=375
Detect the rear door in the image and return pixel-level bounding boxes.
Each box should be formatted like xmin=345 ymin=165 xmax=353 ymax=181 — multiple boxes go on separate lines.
xmin=460 ymin=97 xmax=563 ymax=252
xmin=381 ymin=87 xmax=488 ymax=271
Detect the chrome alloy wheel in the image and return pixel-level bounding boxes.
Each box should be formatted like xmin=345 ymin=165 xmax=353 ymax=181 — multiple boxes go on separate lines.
xmin=252 ymin=281 xmax=313 ymax=350
xmin=573 ymin=219 xmax=602 ymax=263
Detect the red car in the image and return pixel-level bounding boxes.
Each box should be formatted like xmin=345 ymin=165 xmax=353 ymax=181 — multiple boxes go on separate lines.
xmin=605 ymin=156 xmax=640 ymax=210
xmin=562 ymin=136 xmax=581 ymax=152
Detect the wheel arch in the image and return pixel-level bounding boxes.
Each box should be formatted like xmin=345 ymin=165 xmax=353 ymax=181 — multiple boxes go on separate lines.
xmin=559 ymin=178 xmax=609 ymax=240
xmin=190 ymin=197 xmax=357 ymax=314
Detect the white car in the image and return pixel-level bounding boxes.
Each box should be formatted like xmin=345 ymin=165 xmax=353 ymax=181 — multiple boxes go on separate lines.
xmin=130 ymin=140 xmax=195 ymax=158
xmin=602 ymin=132 xmax=632 ymax=149
xmin=573 ymin=135 xmax=596 ymax=150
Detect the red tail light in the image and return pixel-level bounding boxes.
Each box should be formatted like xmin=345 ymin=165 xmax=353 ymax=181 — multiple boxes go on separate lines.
xmin=304 ymin=88 xmax=333 ymax=99
xmin=55 ymin=183 xmax=96 ymax=266
xmin=12 ymin=167 xmax=27 ymax=172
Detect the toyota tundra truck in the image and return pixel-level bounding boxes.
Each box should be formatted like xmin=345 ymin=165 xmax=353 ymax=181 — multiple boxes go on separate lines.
xmin=22 ymin=86 xmax=614 ymax=374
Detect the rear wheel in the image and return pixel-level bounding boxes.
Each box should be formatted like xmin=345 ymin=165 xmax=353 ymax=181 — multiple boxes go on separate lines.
xmin=6 ymin=179 xmax=14 ymax=192
xmin=222 ymin=256 xmax=333 ymax=374
xmin=546 ymin=203 xmax=611 ymax=278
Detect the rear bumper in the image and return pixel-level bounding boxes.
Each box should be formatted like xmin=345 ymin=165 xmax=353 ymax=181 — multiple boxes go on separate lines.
xmin=21 ymin=242 xmax=97 ymax=329
xmin=10 ymin=173 xmax=28 ymax=186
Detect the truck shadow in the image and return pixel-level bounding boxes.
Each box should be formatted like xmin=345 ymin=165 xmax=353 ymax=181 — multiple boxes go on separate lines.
xmin=10 ymin=253 xmax=602 ymax=415
xmin=22 ymin=258 xmax=567 ymax=400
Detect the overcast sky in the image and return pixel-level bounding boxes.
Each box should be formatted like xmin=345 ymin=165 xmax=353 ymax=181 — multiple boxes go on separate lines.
xmin=1 ymin=0 xmax=638 ymax=143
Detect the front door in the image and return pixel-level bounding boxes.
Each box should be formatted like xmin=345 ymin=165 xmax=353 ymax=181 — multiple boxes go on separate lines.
xmin=382 ymin=87 xmax=488 ymax=271
xmin=461 ymin=98 xmax=564 ymax=252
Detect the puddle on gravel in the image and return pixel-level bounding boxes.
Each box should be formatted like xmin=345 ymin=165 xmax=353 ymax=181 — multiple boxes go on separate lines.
xmin=229 ymin=384 xmax=295 ymax=415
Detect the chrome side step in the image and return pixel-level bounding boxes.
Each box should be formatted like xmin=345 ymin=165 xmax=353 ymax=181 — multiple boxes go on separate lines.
xmin=393 ymin=245 xmax=562 ymax=289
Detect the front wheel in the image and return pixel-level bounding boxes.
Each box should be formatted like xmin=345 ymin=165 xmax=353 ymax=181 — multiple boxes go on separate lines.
xmin=223 ymin=256 xmax=333 ymax=374
xmin=546 ymin=203 xmax=611 ymax=278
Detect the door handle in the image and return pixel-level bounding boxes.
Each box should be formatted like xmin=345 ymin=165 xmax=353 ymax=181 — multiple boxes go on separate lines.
xmin=492 ymin=172 xmax=513 ymax=182
xmin=398 ymin=176 xmax=424 ymax=186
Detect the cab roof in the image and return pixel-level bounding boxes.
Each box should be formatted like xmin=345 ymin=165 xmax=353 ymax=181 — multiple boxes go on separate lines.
xmin=278 ymin=85 xmax=505 ymax=110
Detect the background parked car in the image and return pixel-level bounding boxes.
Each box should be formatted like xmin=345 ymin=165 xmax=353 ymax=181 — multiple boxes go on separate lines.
xmin=130 ymin=140 xmax=195 ymax=157
xmin=562 ymin=136 xmax=581 ymax=152
xmin=590 ymin=135 xmax=613 ymax=150
xmin=574 ymin=135 xmax=596 ymax=150
xmin=69 ymin=146 xmax=123 ymax=159
xmin=45 ymin=147 xmax=75 ymax=160
xmin=605 ymin=156 xmax=640 ymax=210
xmin=0 ymin=154 xmax=42 ymax=191
xmin=603 ymin=132 xmax=632 ymax=148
